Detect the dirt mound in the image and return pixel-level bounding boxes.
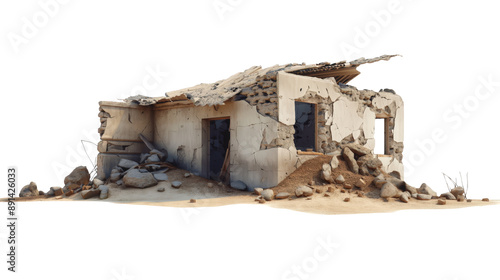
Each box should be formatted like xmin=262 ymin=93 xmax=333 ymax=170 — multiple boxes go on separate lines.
xmin=272 ymin=155 xmax=378 ymax=197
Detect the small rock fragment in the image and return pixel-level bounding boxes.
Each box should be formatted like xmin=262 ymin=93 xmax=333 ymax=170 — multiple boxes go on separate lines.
xmin=171 ymin=181 xmax=182 ymax=188
xmin=437 ymin=199 xmax=446 ymax=205
xmin=254 ymin=188 xmax=263 ymax=195
xmin=344 ymin=197 xmax=350 ymax=202
xmin=190 ymin=199 xmax=196 ymax=203
xmin=262 ymin=189 xmax=275 ymax=201
xmin=417 ymin=194 xmax=432 ymax=200
xmin=275 ymin=192 xmax=290 ymax=199
xmin=157 ymin=187 xmax=165 ymax=192
xmin=482 ymin=198 xmax=489 ymax=202
xmin=334 ymin=175 xmax=345 ymax=184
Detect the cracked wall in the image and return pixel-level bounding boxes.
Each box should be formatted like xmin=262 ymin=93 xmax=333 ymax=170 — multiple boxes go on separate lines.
xmin=154 ymin=100 xmax=297 ymax=190
xmin=277 ymin=72 xmax=404 ymax=179
xmin=96 ymin=102 xmax=154 ymax=179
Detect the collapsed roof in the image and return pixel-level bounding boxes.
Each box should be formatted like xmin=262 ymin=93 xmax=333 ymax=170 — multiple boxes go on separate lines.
xmin=123 ymin=54 xmax=400 ymax=107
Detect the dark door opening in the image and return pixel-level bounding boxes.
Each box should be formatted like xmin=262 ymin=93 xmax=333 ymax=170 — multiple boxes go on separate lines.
xmin=208 ymin=119 xmax=230 ymax=181
xmin=294 ymin=102 xmax=316 ymax=151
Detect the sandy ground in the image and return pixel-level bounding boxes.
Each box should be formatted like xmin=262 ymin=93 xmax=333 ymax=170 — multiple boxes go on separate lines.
xmin=5 ymin=156 xmax=496 ymax=215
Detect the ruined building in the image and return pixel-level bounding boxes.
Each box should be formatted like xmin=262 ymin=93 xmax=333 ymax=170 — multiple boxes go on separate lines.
xmin=96 ymin=55 xmax=404 ymax=191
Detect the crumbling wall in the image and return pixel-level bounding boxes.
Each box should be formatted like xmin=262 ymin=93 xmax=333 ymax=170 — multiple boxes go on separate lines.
xmin=277 ymin=72 xmax=404 ymax=179
xmin=96 ymin=101 xmax=154 ymax=179
xmin=153 ymin=100 xmax=297 ymax=190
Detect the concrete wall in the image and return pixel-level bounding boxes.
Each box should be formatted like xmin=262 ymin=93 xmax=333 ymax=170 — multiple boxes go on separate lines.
xmin=153 ymin=100 xmax=297 ymax=190
xmin=96 ymin=101 xmax=154 ymax=179
xmin=277 ymin=72 xmax=404 ymax=178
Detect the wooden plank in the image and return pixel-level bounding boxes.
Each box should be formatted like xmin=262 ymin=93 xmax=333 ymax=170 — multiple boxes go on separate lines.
xmin=219 ymin=147 xmax=230 ymax=184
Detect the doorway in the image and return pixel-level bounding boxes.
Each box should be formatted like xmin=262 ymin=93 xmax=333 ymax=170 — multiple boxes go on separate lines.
xmin=202 ymin=118 xmax=231 ymax=182
xmin=294 ymin=101 xmax=317 ymax=152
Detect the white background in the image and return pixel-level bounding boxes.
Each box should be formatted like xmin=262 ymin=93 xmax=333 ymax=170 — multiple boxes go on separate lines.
xmin=0 ymin=1 xmax=499 ymax=279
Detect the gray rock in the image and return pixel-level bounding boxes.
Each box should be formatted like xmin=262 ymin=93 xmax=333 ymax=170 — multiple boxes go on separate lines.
xmin=109 ymin=172 xmax=121 ymax=183
xmin=440 ymin=192 xmax=456 ymax=200
xmin=230 ymin=180 xmax=247 ymax=190
xmin=45 ymin=188 xmax=55 ymax=197
xmin=93 ymin=178 xmax=104 ymax=187
xmin=411 ymin=193 xmax=418 ymax=199
xmin=184 ymin=173 xmax=192 ymax=178
xmin=389 ymin=171 xmax=401 ymax=179
xmin=157 ymin=187 xmax=165 ymax=192
xmin=254 ymin=188 xmax=263 ymax=195
xmin=153 ymin=173 xmax=168 ymax=181
xmin=330 ymin=156 xmax=339 ymax=170
xmin=98 ymin=185 xmax=109 ymax=199
xmin=344 ymin=143 xmax=372 ymax=156
xmin=400 ymin=192 xmax=410 ymax=203
xmin=381 ymin=182 xmax=400 ymax=198
xmin=450 ymin=187 xmax=465 ymax=198
xmin=64 ymin=166 xmax=90 ymax=186
xmin=418 ymin=183 xmax=437 ymax=197
xmin=51 ymin=186 xmax=63 ymax=196
xmin=19 ymin=182 xmax=38 ymax=197
xmin=457 ymin=194 xmax=465 ymax=202
xmin=386 ymin=177 xmax=405 ymax=190
xmin=275 ymin=192 xmax=291 ymax=199
xmin=334 ymin=175 xmax=345 ymax=184
xmin=342 ymin=147 xmax=359 ymax=174
xmin=262 ymin=189 xmax=275 ymax=201
xmin=321 ymin=163 xmax=334 ymax=183
xmin=372 ymin=178 xmax=387 ymax=189
xmin=123 ymin=169 xmax=158 ymax=188
xmin=171 ymin=181 xmax=182 ymax=188
xmin=145 ymin=154 xmax=160 ymax=163
xmin=118 ymin=159 xmax=139 ymax=170
xmin=81 ymin=189 xmax=101 ymax=199
xmin=417 ymin=194 xmax=432 ymax=200
xmin=295 ymin=186 xmax=313 ymax=197
xmin=404 ymin=183 xmax=418 ymax=195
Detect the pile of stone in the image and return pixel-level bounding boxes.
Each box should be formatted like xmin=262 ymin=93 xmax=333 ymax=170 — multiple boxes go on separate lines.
xmin=108 ymin=149 xmax=170 ymax=189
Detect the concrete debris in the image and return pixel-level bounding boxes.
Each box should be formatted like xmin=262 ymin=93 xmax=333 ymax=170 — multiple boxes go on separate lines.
xmin=418 ymin=183 xmax=437 ymax=197
xmin=19 ymin=182 xmax=39 ymax=197
xmin=118 ymin=159 xmax=139 ymax=170
xmin=330 ymin=156 xmax=339 ymax=170
xmin=171 ymin=181 xmax=183 ymax=188
xmin=254 ymin=188 xmax=263 ymax=195
xmin=381 ymin=182 xmax=399 ymax=198
xmin=146 ymin=154 xmax=161 ymax=163
xmin=123 ymin=169 xmax=158 ymax=189
xmin=321 ymin=163 xmax=334 ymax=183
xmin=440 ymin=192 xmax=456 ymax=200
xmin=81 ymin=189 xmax=101 ymax=199
xmin=93 ymin=178 xmax=104 ymax=187
xmin=342 ymin=147 xmax=359 ymax=174
xmin=417 ymin=194 xmax=432 ymax=200
xmin=450 ymin=187 xmax=465 ymax=198
xmin=335 ymin=175 xmax=345 ymax=184
xmin=262 ymin=189 xmax=275 ymax=201
xmin=64 ymin=166 xmax=90 ymax=187
xmin=295 ymin=186 xmax=313 ymax=197
xmin=98 ymin=185 xmax=109 ymax=199
xmin=153 ymin=173 xmax=168 ymax=181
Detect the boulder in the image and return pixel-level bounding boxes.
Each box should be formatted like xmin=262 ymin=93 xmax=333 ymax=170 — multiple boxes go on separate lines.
xmin=276 ymin=192 xmax=291 ymax=199
xmin=342 ymin=147 xmax=359 ymax=174
xmin=380 ymin=182 xmax=399 ymax=198
xmin=98 ymin=185 xmax=109 ymax=199
xmin=344 ymin=143 xmax=371 ymax=156
xmin=254 ymin=188 xmax=263 ymax=195
xmin=334 ymin=175 xmax=345 ymax=184
xmin=262 ymin=189 xmax=275 ymax=201
xmin=330 ymin=156 xmax=339 ymax=170
xmin=400 ymin=192 xmax=410 ymax=203
xmin=295 ymin=186 xmax=313 ymax=197
xmin=171 ymin=181 xmax=182 ymax=188
xmin=440 ymin=192 xmax=456 ymax=200
xmin=123 ymin=169 xmax=158 ymax=188
xmin=19 ymin=182 xmax=38 ymax=197
xmin=64 ymin=166 xmax=90 ymax=187
xmin=321 ymin=163 xmax=334 ymax=183
xmin=117 ymin=159 xmax=139 ymax=170
xmin=437 ymin=199 xmax=446 ymax=205
xmin=417 ymin=194 xmax=432 ymax=200
xmin=153 ymin=173 xmax=168 ymax=181
xmin=81 ymin=189 xmax=101 ymax=199
xmin=418 ymin=183 xmax=437 ymax=197
xmin=230 ymin=181 xmax=247 ymax=191
xmin=450 ymin=187 xmax=465 ymax=198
